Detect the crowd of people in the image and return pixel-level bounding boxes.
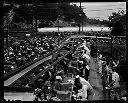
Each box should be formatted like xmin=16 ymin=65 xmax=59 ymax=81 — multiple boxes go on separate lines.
xmin=71 ymin=31 xmax=126 ymax=45
xmin=24 ymin=37 xmax=125 ymax=101
xmin=4 ymin=31 xmax=126 ymax=101
xmin=29 ymin=38 xmax=94 ymax=101
xmin=83 ymin=31 xmax=111 ymax=37
xmin=4 ymin=33 xmax=69 ymax=75
xmin=112 ymin=37 xmax=126 ymax=45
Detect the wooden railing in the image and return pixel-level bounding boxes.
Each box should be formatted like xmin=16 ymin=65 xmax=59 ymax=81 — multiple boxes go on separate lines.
xmin=29 ymin=49 xmax=73 ymax=85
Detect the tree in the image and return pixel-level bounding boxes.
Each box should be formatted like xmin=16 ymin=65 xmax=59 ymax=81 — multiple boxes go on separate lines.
xmin=111 ymin=21 xmax=125 ymax=36
xmin=108 ymin=10 xmax=126 ymax=27
xmin=58 ymin=3 xmax=87 ymax=24
xmin=4 ymin=3 xmax=87 ymax=27
xmin=108 ymin=10 xmax=126 ymax=36
xmin=13 ymin=4 xmax=34 ymax=24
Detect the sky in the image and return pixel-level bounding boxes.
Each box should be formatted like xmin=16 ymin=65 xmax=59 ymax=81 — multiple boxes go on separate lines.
xmin=71 ymin=2 xmax=126 ymax=20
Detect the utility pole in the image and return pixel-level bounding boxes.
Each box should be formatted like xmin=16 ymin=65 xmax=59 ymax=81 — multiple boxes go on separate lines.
xmin=57 ymin=3 xmax=60 ymax=46
xmin=82 ymin=18 xmax=83 ymax=34
xmin=57 ymin=3 xmax=60 ymax=34
xmin=6 ymin=8 xmax=15 ymax=48
xmin=58 ymin=15 xmax=60 ymax=34
xmin=81 ymin=7 xmax=86 ymax=35
xmin=111 ymin=34 xmax=113 ymax=58
xmin=79 ymin=2 xmax=81 ymax=35
xmin=33 ymin=4 xmax=37 ymax=36
xmin=79 ymin=3 xmax=86 ymax=35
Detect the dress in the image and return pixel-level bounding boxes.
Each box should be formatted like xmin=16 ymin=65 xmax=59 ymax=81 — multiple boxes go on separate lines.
xmin=88 ymin=57 xmax=104 ymax=100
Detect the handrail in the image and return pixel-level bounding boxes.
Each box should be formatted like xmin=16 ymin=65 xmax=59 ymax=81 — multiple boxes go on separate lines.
xmin=112 ymin=36 xmax=126 ymax=38
xmin=29 ymin=49 xmax=73 ymax=85
xmin=4 ymin=41 xmax=72 ymax=86
xmin=4 ymin=50 xmax=52 ymax=80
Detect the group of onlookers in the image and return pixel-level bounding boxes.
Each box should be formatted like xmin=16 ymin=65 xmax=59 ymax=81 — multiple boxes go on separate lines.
xmin=4 ymin=31 xmax=126 ymax=101
xmin=4 ymin=33 xmax=69 ymax=75
xmin=30 ymin=38 xmax=94 ymax=101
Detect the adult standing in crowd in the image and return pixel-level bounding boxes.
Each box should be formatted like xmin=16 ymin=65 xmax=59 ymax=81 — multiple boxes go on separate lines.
xmin=106 ymin=67 xmax=121 ymax=100
xmin=73 ymin=75 xmax=95 ymax=100
xmin=82 ymin=41 xmax=104 ymax=100
xmin=53 ymin=76 xmax=69 ymax=98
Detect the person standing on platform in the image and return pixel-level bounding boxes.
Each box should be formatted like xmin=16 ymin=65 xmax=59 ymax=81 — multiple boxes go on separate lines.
xmin=53 ymin=76 xmax=69 ymax=98
xmin=85 ymin=65 xmax=90 ymax=81
xmin=106 ymin=67 xmax=121 ymax=100
xmin=82 ymin=41 xmax=104 ymax=100
xmin=73 ymin=75 xmax=95 ymax=100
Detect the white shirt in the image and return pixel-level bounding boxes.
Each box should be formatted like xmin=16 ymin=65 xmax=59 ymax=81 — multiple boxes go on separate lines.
xmin=79 ymin=77 xmax=95 ymax=99
xmin=79 ymin=77 xmax=91 ymax=86
xmin=98 ymin=60 xmax=102 ymax=74
xmin=82 ymin=41 xmax=90 ymax=55
xmin=83 ymin=54 xmax=90 ymax=60
xmin=112 ymin=72 xmax=120 ymax=88
xmin=77 ymin=85 xmax=88 ymax=100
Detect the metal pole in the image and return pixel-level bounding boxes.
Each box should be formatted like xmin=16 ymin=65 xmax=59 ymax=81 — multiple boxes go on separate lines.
xmin=57 ymin=3 xmax=59 ymax=33
xmin=82 ymin=20 xmax=83 ymax=34
xmin=111 ymin=35 xmax=113 ymax=57
xmin=81 ymin=7 xmax=86 ymax=35
xmin=79 ymin=2 xmax=81 ymax=35
xmin=41 ymin=35 xmax=43 ymax=47
xmin=57 ymin=4 xmax=59 ymax=34
xmin=96 ymin=32 xmax=97 ymax=57
xmin=7 ymin=24 xmax=9 ymax=48
xmin=33 ymin=4 xmax=37 ymax=36
xmin=57 ymin=12 xmax=59 ymax=46
xmin=35 ymin=18 xmax=37 ymax=36
xmin=35 ymin=5 xmax=37 ymax=36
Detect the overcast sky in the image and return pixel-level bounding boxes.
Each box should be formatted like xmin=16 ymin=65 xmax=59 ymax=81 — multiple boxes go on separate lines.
xmin=71 ymin=2 xmax=126 ymax=20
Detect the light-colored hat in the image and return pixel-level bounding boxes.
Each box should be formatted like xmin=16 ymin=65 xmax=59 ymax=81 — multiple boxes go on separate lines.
xmin=79 ymin=61 xmax=83 ymax=64
xmin=56 ymin=76 xmax=62 ymax=80
xmin=76 ymin=75 xmax=80 ymax=78
xmin=83 ymin=54 xmax=90 ymax=60
xmin=99 ymin=54 xmax=102 ymax=59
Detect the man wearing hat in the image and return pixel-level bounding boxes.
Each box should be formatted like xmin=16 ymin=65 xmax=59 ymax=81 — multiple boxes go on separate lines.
xmin=106 ymin=67 xmax=121 ymax=100
xmin=112 ymin=67 xmax=120 ymax=93
xmin=52 ymin=75 xmax=69 ymax=99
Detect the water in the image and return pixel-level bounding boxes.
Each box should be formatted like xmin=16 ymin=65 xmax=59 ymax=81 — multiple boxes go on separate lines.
xmin=38 ymin=27 xmax=111 ymax=32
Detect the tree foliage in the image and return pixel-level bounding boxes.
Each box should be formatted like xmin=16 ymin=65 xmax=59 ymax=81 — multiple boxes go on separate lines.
xmin=86 ymin=18 xmax=102 ymax=26
xmin=4 ymin=3 xmax=87 ymax=27
xmin=58 ymin=3 xmax=87 ymax=23
xmin=108 ymin=10 xmax=126 ymax=27
xmin=108 ymin=10 xmax=126 ymax=36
